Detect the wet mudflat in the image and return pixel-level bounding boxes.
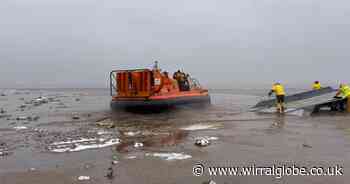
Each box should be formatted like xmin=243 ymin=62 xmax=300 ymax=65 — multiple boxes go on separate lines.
xmin=0 ymin=89 xmax=349 ymax=184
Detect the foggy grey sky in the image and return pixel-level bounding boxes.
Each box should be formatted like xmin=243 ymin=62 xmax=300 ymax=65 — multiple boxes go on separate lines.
xmin=1 ymin=0 xmax=350 ymax=89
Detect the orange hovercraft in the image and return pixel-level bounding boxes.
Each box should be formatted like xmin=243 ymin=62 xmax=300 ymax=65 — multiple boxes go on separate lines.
xmin=110 ymin=62 xmax=210 ymax=110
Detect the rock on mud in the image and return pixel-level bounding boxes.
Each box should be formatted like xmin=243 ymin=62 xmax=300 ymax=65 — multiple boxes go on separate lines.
xmin=134 ymin=142 xmax=144 ymax=148
xmin=106 ymin=167 xmax=114 ymax=180
xmin=195 ymin=137 xmax=211 ymax=147
xmin=16 ymin=116 xmax=39 ymax=121
xmin=72 ymin=114 xmax=80 ymax=120
xmin=0 ymin=143 xmax=11 ymax=157
xmin=33 ymin=97 xmax=49 ymax=106
xmin=302 ymin=143 xmax=312 ymax=148
xmin=19 ymin=104 xmax=27 ymax=109
xmin=0 ymin=151 xmax=10 ymax=157
xmin=96 ymin=119 xmax=115 ymax=129
xmin=195 ymin=137 xmax=218 ymax=147
xmin=16 ymin=116 xmax=29 ymax=121
xmin=32 ymin=115 xmax=40 ymax=121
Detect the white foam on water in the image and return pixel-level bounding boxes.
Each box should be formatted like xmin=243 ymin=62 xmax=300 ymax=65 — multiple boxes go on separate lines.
xmin=180 ymin=124 xmax=220 ymax=131
xmin=258 ymin=108 xmax=305 ymax=117
xmin=51 ymin=138 xmax=97 ymax=145
xmin=112 ymin=160 xmax=119 ymax=165
xmin=50 ymin=138 xmax=121 ymax=153
xmin=13 ymin=126 xmax=28 ymax=130
xmin=78 ymin=176 xmax=90 ymax=181
xmin=125 ymin=131 xmax=141 ymax=137
xmin=146 ymin=152 xmax=192 ymax=161
xmin=97 ymin=131 xmax=111 ymax=135
xmin=126 ymin=156 xmax=137 ymax=159
xmin=207 ymin=137 xmax=219 ymax=140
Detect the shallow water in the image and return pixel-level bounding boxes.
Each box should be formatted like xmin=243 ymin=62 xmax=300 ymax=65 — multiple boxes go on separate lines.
xmin=0 ymin=88 xmax=349 ymax=183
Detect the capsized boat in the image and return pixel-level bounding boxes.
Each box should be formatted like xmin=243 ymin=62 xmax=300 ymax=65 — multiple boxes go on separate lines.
xmin=109 ymin=63 xmax=210 ymax=110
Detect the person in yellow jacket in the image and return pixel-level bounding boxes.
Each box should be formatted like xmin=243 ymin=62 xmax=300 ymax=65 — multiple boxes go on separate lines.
xmin=334 ymin=83 xmax=350 ymax=111
xmin=268 ymin=82 xmax=286 ymax=113
xmin=312 ymin=81 xmax=321 ymax=90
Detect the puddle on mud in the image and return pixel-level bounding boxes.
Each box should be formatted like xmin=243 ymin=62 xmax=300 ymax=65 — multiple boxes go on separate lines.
xmin=115 ymin=129 xmax=189 ymax=153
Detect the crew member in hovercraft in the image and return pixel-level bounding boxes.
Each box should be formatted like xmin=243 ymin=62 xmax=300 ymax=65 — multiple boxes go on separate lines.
xmin=182 ymin=73 xmax=190 ymax=91
xmin=161 ymin=71 xmax=175 ymax=92
xmin=173 ymin=70 xmax=191 ymax=91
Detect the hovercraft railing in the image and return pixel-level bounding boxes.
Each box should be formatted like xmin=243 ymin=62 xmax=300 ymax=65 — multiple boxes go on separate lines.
xmin=110 ymin=71 xmax=118 ymax=96
xmin=110 ymin=69 xmax=152 ymax=98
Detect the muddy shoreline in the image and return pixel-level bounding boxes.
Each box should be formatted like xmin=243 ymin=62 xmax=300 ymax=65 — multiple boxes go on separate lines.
xmin=0 ymin=89 xmax=349 ymax=183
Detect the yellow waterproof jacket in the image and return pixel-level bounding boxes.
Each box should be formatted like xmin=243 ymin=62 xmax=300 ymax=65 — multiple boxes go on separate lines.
xmin=272 ymin=84 xmax=285 ymax=96
xmin=339 ymin=85 xmax=350 ymax=98
xmin=313 ymin=83 xmax=321 ymax=90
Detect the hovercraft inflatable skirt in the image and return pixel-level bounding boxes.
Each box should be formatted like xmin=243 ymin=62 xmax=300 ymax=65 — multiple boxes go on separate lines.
xmin=111 ymin=93 xmax=210 ymax=110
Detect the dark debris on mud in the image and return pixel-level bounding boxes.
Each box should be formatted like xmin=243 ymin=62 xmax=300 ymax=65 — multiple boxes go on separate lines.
xmin=0 ymin=142 xmax=12 ymax=157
